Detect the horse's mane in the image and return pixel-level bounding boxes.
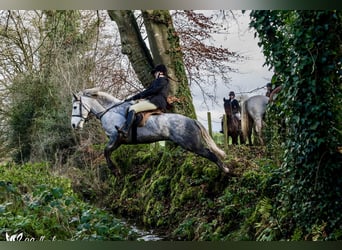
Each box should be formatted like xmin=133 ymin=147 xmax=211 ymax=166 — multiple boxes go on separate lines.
xmin=82 ymin=88 xmax=121 ymax=107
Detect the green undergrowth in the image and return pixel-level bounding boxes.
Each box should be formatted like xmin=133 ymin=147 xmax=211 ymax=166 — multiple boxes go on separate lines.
xmin=99 ymin=142 xmax=340 ymax=240
xmin=2 ymin=142 xmax=338 ymax=241
xmin=0 ymin=163 xmax=137 ymax=241
xmin=95 ymin=143 xmax=284 ymax=240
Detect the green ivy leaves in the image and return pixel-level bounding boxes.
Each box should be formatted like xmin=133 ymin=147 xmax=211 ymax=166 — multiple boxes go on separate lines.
xmin=250 ymin=10 xmax=342 ymax=239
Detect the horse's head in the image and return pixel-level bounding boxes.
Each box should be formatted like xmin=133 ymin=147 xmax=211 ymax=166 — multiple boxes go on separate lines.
xmin=223 ymin=98 xmax=233 ymax=116
xmin=71 ymin=92 xmax=91 ymax=130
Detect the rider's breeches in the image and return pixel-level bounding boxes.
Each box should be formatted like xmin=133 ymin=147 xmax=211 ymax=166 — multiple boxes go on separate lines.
xmin=128 ymin=99 xmax=158 ymax=113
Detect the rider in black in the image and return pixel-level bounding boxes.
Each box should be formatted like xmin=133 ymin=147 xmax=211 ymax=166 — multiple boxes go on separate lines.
xmin=221 ymin=91 xmax=241 ymax=133
xmin=117 ymin=64 xmax=170 ymax=137
xmin=226 ymin=91 xmax=241 ymax=120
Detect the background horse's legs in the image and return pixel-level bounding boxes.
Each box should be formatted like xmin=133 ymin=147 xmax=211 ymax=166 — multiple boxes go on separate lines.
xmin=231 ymin=132 xmax=238 ymax=145
xmin=254 ymin=118 xmax=264 ymax=145
xmin=104 ymin=133 xmax=121 ymax=176
xmin=239 ymin=130 xmax=245 ymax=145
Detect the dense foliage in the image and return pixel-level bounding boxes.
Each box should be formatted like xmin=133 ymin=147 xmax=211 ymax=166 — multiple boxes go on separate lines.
xmin=8 ymin=74 xmax=74 ymax=164
xmin=250 ymin=10 xmax=342 ymax=239
xmin=0 ymin=163 xmax=138 ymax=240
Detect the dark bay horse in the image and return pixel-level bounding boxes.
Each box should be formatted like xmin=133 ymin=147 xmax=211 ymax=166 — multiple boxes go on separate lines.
xmin=71 ymin=88 xmax=230 ymax=175
xmin=241 ymin=95 xmax=269 ymax=145
xmin=223 ymin=98 xmax=244 ymax=145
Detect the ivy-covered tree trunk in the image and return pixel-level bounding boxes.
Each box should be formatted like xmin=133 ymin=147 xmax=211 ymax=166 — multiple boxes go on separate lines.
xmin=108 ymin=10 xmax=196 ymax=118
xmin=250 ymin=10 xmax=342 ymax=239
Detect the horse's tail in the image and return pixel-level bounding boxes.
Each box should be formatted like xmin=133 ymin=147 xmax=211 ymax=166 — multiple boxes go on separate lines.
xmin=241 ymin=99 xmax=250 ymax=141
xmin=195 ymin=120 xmax=226 ymax=160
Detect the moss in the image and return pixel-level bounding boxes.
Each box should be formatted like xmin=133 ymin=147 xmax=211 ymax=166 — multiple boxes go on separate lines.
xmin=202 ymin=165 xmax=220 ymax=179
xmin=149 ymin=176 xmax=170 ymax=197
xmin=143 ymin=199 xmax=168 ymax=227
xmin=75 ymin=142 xmax=292 ymax=240
xmin=172 ymin=217 xmax=197 ymax=240
xmin=241 ymin=170 xmax=262 ymax=189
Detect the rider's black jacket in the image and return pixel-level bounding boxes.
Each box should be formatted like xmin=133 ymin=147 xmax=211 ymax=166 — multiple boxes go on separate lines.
xmin=132 ymin=76 xmax=170 ymax=111
xmin=224 ymin=98 xmax=240 ymax=114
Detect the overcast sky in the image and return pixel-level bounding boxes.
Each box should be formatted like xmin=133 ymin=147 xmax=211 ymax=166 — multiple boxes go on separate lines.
xmin=191 ymin=11 xmax=273 ymax=132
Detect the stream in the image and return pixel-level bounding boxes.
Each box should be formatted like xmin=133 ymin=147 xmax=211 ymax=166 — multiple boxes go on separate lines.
xmin=131 ymin=225 xmax=165 ymax=241
xmin=122 ymin=220 xmax=166 ymax=241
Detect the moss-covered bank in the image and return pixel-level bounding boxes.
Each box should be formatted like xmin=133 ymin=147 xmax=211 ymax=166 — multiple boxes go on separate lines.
xmin=78 ymin=143 xmax=283 ymax=240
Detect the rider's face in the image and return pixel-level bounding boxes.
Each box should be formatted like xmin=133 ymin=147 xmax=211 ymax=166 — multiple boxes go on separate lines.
xmin=154 ymin=71 xmax=161 ymax=79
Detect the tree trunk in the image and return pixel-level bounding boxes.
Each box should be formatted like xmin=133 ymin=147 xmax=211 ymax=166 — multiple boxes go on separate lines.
xmin=108 ymin=10 xmax=196 ymax=118
xmin=107 ymin=10 xmax=155 ymax=86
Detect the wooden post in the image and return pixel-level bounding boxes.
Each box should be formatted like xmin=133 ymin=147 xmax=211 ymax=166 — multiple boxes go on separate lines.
xmin=207 ymin=112 xmax=212 ymax=138
xmin=223 ymin=114 xmax=228 ymax=151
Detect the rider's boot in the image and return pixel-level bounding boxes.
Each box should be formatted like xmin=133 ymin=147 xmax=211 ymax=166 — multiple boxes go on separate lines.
xmin=116 ymin=110 xmax=136 ymax=138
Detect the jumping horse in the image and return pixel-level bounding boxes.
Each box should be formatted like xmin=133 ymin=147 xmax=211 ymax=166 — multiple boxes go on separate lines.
xmin=71 ymin=88 xmax=229 ymax=175
xmin=240 ymin=95 xmax=269 ymax=145
xmin=223 ymin=98 xmax=244 ymax=145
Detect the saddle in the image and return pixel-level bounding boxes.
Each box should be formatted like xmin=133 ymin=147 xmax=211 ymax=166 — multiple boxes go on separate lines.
xmin=134 ymin=109 xmax=163 ymax=127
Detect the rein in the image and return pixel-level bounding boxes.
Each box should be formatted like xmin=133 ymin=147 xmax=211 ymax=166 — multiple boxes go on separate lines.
xmin=74 ymin=95 xmax=128 ymax=121
xmin=97 ymin=100 xmax=127 ymax=120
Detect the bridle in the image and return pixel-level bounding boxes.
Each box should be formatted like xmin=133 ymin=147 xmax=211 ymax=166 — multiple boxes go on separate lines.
xmin=72 ymin=96 xmax=91 ymax=122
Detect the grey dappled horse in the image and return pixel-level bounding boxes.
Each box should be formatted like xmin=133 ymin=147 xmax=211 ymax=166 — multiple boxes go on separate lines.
xmin=241 ymin=95 xmax=269 ymax=145
xmin=71 ymin=88 xmax=229 ymax=175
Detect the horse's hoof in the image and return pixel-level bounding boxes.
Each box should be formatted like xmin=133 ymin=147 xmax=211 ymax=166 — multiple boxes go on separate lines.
xmin=223 ymin=167 xmax=230 ymax=174
xmin=221 ymin=165 xmax=230 ymax=174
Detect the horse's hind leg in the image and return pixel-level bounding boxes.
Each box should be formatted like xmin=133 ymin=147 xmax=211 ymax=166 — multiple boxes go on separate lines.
xmin=248 ymin=117 xmax=253 ymax=145
xmin=254 ymin=118 xmax=264 ymax=145
xmin=104 ymin=134 xmax=121 ymax=176
xmin=177 ymin=137 xmax=229 ymax=174
xmin=196 ymin=147 xmax=230 ymax=174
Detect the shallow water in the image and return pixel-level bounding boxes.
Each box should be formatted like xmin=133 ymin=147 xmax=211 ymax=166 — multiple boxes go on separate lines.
xmin=123 ymin=220 xmax=165 ymax=241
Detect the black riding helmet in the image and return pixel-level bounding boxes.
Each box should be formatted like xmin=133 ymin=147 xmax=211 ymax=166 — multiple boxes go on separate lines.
xmin=151 ymin=64 xmax=168 ymax=75
xmin=229 ymin=91 xmax=235 ymax=97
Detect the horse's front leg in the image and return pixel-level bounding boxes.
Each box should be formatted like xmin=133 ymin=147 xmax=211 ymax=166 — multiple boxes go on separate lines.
xmin=104 ymin=134 xmax=121 ymax=176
